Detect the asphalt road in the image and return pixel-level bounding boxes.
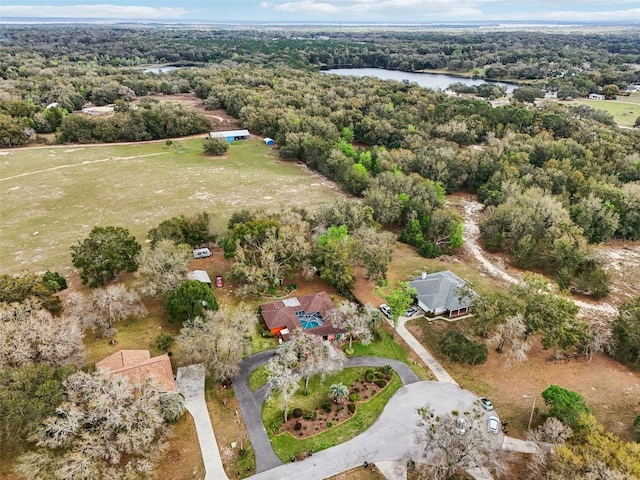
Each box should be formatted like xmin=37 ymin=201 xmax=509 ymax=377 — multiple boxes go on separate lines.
xmin=234 ymin=351 xmax=422 ymax=473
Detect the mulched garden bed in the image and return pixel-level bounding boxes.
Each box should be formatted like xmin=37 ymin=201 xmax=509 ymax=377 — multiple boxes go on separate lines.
xmin=277 ymin=367 xmax=394 ymax=439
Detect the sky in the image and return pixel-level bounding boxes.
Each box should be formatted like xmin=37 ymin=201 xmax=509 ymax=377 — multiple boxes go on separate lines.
xmin=1 ymin=0 xmax=640 ymax=23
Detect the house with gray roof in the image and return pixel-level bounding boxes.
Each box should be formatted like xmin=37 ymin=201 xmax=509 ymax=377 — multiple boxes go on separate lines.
xmin=410 ymin=271 xmax=475 ymax=318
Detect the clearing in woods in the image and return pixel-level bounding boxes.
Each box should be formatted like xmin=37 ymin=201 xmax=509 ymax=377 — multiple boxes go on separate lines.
xmin=0 ymin=137 xmax=344 ymax=274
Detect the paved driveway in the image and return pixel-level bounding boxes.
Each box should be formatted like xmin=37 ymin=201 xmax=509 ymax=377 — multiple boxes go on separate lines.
xmin=247 ymin=381 xmax=502 ymax=480
xmin=176 ymin=364 xmax=229 ymax=480
xmin=235 ymin=352 xmax=421 ymax=473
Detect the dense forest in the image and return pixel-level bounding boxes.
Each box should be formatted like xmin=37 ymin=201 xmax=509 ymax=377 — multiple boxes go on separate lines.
xmin=1 ymin=26 xmax=640 ymax=293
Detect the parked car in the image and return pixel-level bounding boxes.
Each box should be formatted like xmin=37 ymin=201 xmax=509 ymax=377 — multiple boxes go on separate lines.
xmin=488 ymin=415 xmax=500 ymax=434
xmin=479 ymin=397 xmax=494 ymax=411
xmin=379 ymin=304 xmax=392 ymax=318
xmin=455 ymin=417 xmax=466 ymax=434
xmin=405 ymin=306 xmax=418 ymax=317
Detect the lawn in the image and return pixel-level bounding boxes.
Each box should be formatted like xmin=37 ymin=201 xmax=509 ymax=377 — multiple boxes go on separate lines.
xmin=263 ymin=368 xmax=402 ymax=461
xmin=559 ymin=97 xmax=640 ymax=127
xmin=0 ymin=137 xmax=344 ymax=274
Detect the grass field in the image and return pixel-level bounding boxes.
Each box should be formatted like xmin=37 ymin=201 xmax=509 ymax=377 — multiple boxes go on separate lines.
xmin=0 ymin=138 xmax=344 ymax=274
xmin=559 ymin=96 xmax=640 ymax=127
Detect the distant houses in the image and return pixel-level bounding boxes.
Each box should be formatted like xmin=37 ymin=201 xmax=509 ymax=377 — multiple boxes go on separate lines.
xmin=260 ymin=292 xmax=344 ymax=341
xmin=409 ymin=271 xmax=476 ymax=318
xmin=209 ymin=129 xmax=250 ymax=142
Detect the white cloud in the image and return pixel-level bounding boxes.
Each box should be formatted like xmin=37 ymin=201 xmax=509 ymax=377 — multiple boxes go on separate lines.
xmin=497 ymin=7 xmax=640 ymax=21
xmin=260 ymin=0 xmax=640 ymax=21
xmin=262 ymin=0 xmax=485 ymax=19
xmin=0 ymin=4 xmax=188 ymax=19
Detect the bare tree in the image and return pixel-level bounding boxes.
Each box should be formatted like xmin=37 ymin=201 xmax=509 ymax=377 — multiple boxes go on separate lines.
xmin=265 ymin=358 xmax=300 ymax=422
xmin=0 ymin=301 xmax=84 ymax=368
xmin=328 ymin=301 xmax=374 ymax=351
xmin=15 ymin=370 xmax=183 ymax=480
xmin=65 ymin=284 xmax=147 ymax=337
xmin=416 ymin=405 xmax=503 ymax=480
xmin=527 ymin=417 xmax=573 ymax=445
xmin=581 ymin=317 xmax=613 ymax=361
xmin=276 ymin=329 xmax=345 ymax=395
xmin=489 ymin=314 xmax=530 ymax=364
xmin=176 ymin=304 xmax=257 ymax=382
xmin=134 ymin=239 xmax=192 ymax=298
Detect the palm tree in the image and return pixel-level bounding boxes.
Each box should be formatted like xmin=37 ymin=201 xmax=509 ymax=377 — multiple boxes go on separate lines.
xmin=328 ymin=383 xmax=348 ymax=403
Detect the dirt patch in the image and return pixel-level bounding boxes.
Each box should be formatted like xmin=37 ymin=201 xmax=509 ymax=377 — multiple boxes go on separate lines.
xmin=327 ymin=465 xmax=387 ymax=480
xmin=407 ymin=319 xmax=640 ymax=440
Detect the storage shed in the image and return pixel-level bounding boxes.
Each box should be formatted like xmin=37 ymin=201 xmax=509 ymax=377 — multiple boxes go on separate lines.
xmin=209 ymin=129 xmax=250 ymax=142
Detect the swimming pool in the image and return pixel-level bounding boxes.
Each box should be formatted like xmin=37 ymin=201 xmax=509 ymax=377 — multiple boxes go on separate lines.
xmin=296 ymin=311 xmax=325 ymax=330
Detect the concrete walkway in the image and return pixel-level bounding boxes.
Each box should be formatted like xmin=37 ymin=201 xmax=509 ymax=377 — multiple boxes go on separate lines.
xmin=176 ymin=364 xmax=229 ymax=480
xmin=390 ymin=316 xmax=458 ymax=384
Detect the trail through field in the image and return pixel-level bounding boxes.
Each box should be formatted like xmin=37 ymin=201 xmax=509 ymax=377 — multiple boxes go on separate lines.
xmin=460 ymin=196 xmax=619 ymax=317
xmin=0 ymin=152 xmax=168 ymax=182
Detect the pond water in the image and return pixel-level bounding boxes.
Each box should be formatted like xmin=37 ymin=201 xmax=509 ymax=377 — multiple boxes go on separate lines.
xmin=143 ymin=65 xmax=180 ymax=74
xmin=323 ymin=67 xmax=517 ymax=93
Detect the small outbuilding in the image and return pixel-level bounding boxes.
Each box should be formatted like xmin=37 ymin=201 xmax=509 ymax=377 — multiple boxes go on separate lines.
xmin=263 ymin=137 xmax=275 ymax=146
xmin=187 ymin=270 xmax=212 ymax=286
xmin=209 ymin=129 xmax=250 ymax=142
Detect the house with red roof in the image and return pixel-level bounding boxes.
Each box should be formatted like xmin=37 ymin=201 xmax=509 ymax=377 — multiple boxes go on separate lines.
xmin=96 ymin=350 xmax=177 ymax=392
xmin=259 ymin=292 xmax=344 ymax=341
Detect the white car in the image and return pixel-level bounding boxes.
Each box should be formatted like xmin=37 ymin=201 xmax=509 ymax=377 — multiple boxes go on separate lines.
xmin=488 ymin=415 xmax=500 ymax=434
xmin=405 ymin=306 xmax=419 ymax=317
xmin=455 ymin=417 xmax=466 ymax=434
xmin=379 ymin=304 xmax=392 ymax=318
xmin=479 ymin=397 xmax=494 ymax=411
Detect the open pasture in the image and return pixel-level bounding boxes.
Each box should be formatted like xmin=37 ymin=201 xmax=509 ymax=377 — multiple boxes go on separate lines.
xmin=0 ymin=138 xmax=343 ymax=274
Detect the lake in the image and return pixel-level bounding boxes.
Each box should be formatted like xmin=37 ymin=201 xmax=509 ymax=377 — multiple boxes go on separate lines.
xmin=143 ymin=65 xmax=180 ymax=74
xmin=323 ymin=67 xmax=517 ymax=93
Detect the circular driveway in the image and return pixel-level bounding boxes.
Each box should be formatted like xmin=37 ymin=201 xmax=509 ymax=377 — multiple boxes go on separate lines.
xmin=234 ymin=351 xmax=503 ymax=479
xmin=248 ymin=381 xmax=503 ymax=480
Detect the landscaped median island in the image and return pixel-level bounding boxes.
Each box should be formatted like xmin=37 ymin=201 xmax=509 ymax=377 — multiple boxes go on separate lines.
xmin=262 ymin=367 xmax=402 ymax=462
